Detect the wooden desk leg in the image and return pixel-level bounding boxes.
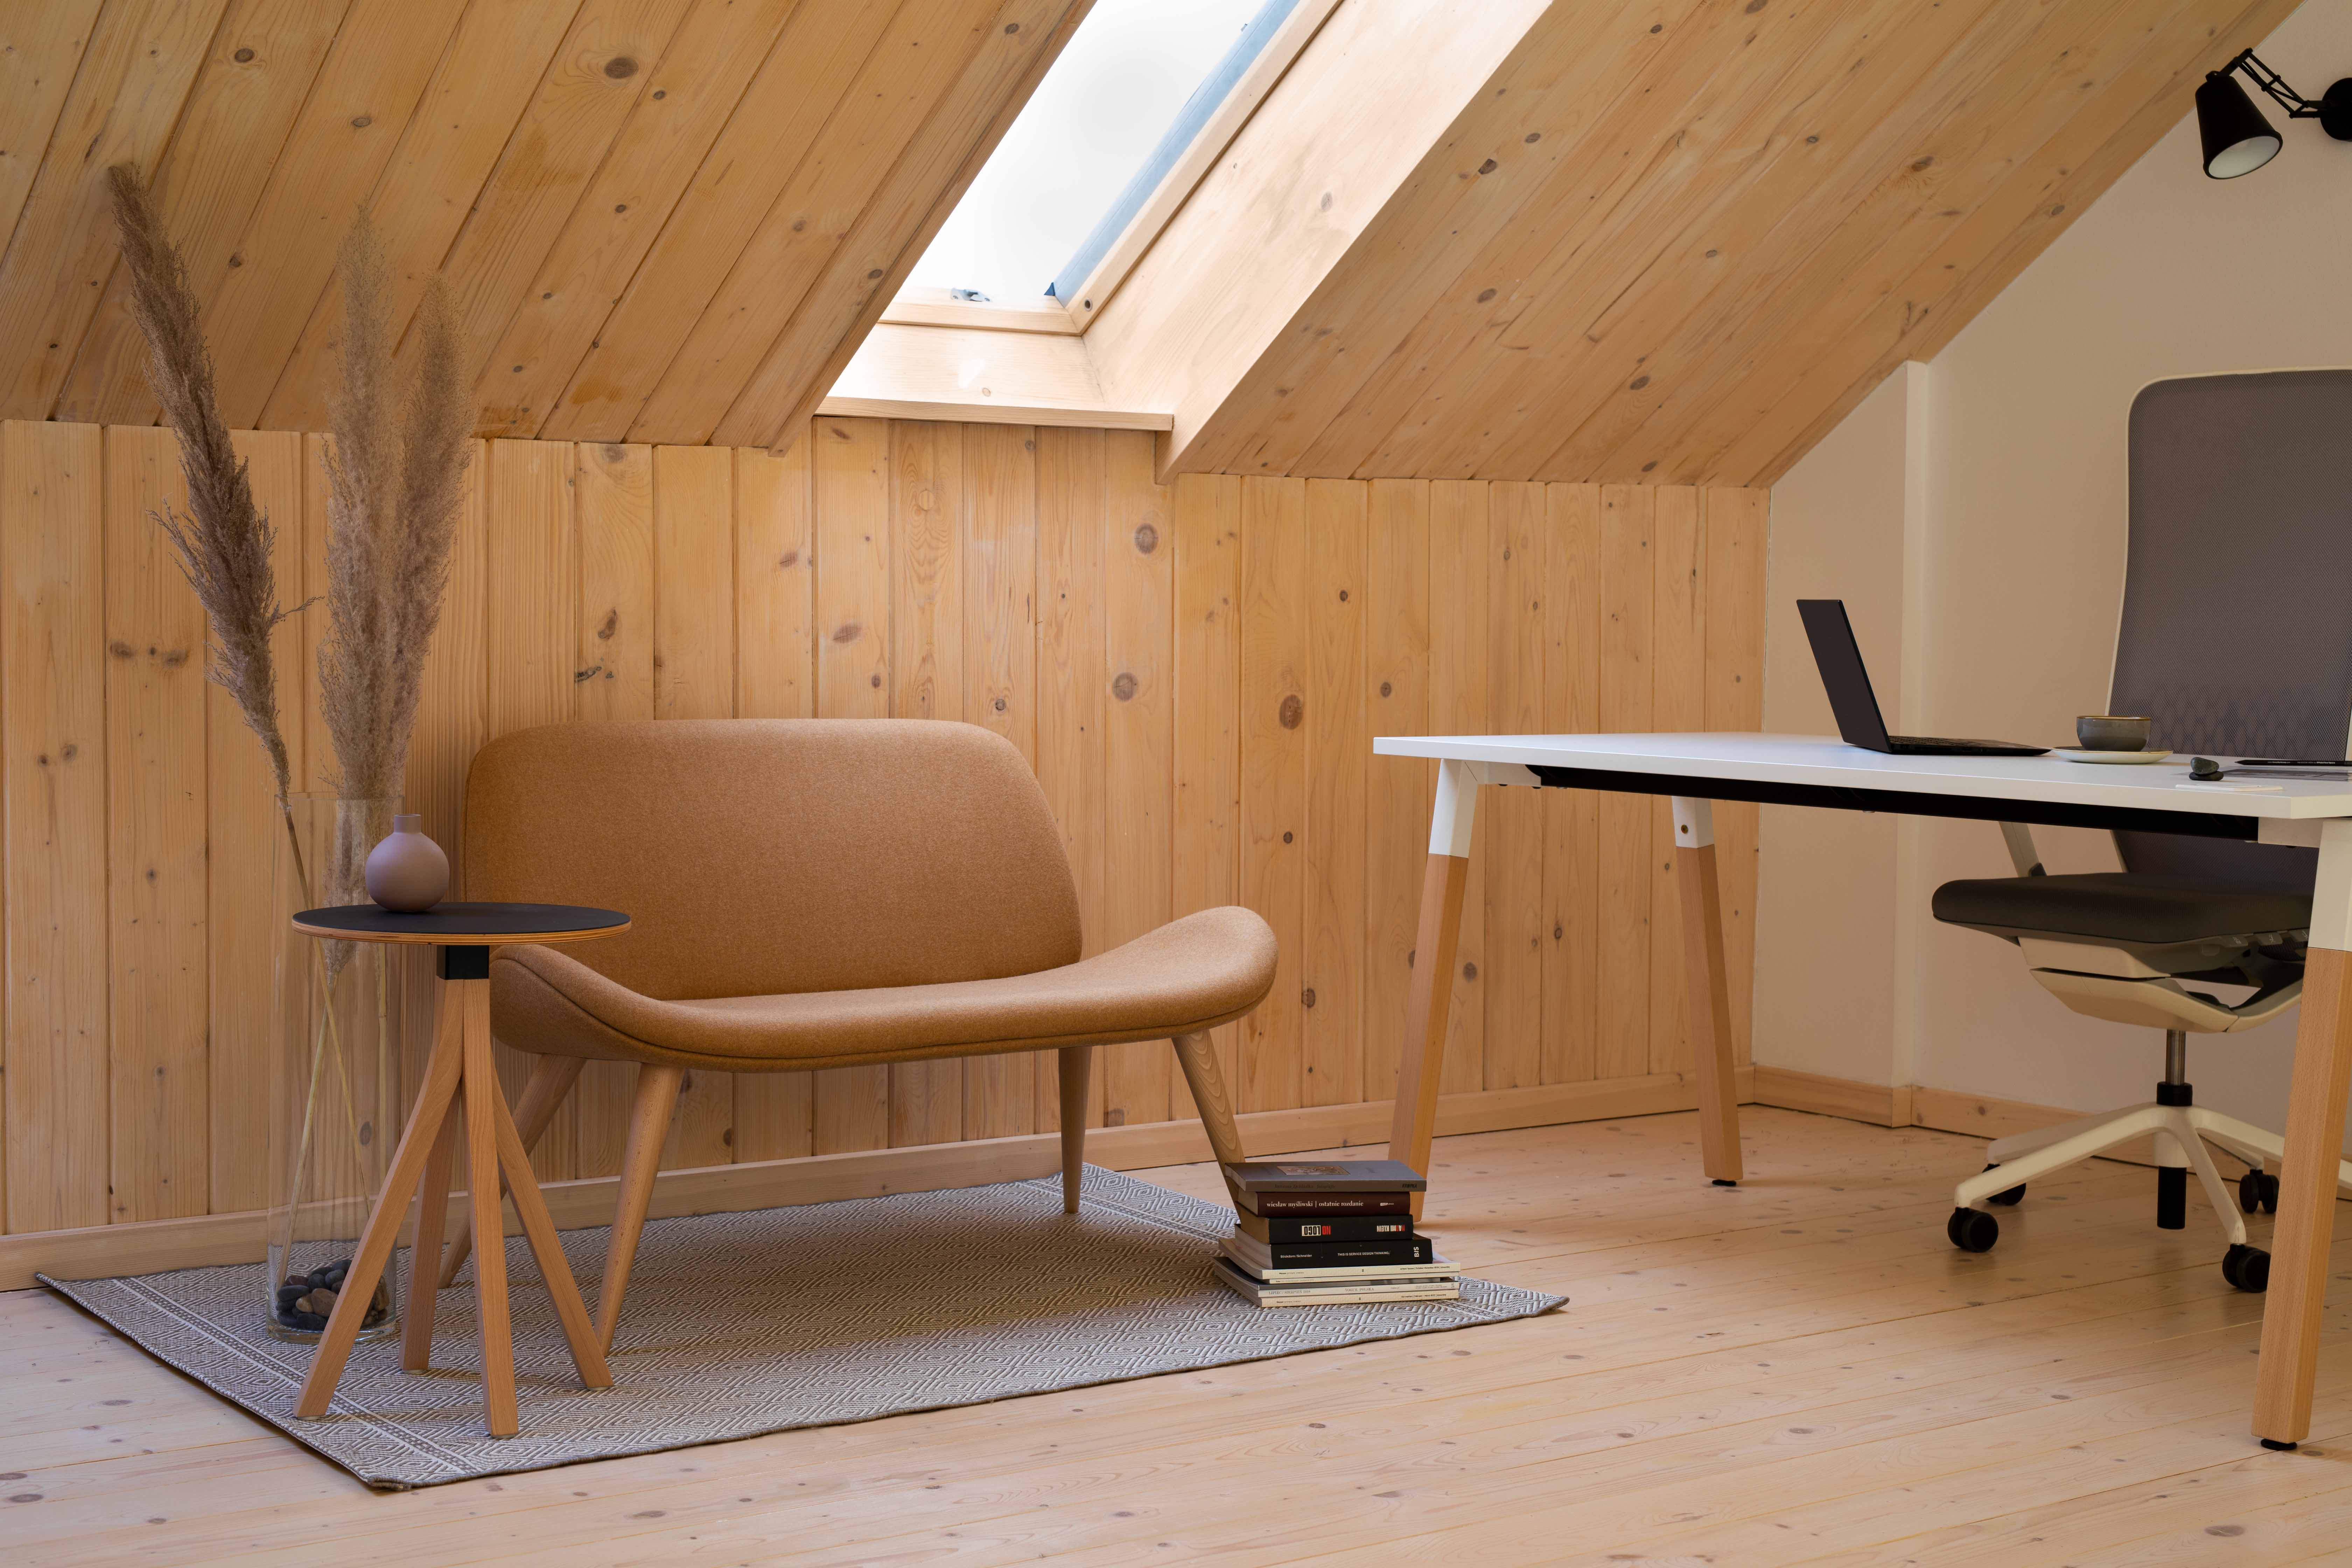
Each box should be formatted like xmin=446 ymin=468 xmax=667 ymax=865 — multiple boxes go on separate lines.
xmin=458 ymin=979 xmax=519 ymax=1437
xmin=2255 ymin=819 xmax=2352 ymax=1448
xmin=400 ymin=985 xmax=466 ymax=1372
xmin=295 ymin=1006 xmax=465 ymax=1418
xmin=1388 ymin=760 xmax=1478 ymax=1220
xmin=1671 ymin=797 xmax=1744 ymax=1185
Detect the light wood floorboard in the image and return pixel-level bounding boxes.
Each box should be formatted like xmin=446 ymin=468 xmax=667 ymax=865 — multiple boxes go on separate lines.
xmin=7 ymin=1107 xmax=2352 ymax=1565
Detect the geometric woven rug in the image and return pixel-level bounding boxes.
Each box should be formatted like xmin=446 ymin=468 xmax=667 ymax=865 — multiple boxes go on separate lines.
xmin=40 ymin=1164 xmax=1564 ymax=1489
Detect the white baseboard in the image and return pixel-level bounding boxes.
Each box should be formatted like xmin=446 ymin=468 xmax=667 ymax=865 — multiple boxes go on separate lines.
xmin=1 ymin=1069 xmax=1747 ymax=1291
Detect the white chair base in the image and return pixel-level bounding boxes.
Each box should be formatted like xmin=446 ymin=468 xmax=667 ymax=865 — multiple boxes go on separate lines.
xmin=1953 ymin=1101 xmax=2352 ymax=1250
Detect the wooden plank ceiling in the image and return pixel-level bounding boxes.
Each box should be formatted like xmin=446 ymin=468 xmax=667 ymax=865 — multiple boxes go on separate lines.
xmin=1099 ymin=0 xmax=2301 ymax=486
xmin=0 ymin=0 xmax=1089 ymax=449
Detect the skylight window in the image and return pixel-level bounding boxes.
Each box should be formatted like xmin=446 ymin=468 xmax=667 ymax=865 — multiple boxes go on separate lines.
xmin=903 ymin=0 xmax=1293 ymax=303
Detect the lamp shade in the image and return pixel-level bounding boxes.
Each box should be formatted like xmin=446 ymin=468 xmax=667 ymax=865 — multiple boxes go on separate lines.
xmin=2198 ymin=71 xmax=2282 ymax=178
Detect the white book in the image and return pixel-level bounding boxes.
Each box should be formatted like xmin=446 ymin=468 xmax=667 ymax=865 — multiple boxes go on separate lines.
xmin=1213 ymin=1258 xmax=1462 ymax=1307
xmin=1217 ymin=1236 xmax=1461 ymax=1283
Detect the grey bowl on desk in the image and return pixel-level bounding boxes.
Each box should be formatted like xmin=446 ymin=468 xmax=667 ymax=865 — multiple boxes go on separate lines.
xmin=2076 ymin=715 xmax=2152 ymax=751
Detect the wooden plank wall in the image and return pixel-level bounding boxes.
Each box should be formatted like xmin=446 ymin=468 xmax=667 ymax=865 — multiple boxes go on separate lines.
xmin=0 ymin=416 xmax=1766 ymax=1239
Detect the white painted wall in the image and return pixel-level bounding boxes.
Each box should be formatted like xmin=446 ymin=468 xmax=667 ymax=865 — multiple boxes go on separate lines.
xmin=1756 ymin=0 xmax=2352 ymax=1130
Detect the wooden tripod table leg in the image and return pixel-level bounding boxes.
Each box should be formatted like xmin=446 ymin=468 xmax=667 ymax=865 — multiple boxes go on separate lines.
xmin=458 ymin=979 xmax=518 ymax=1437
xmin=440 ymin=1053 xmax=582 ymax=1288
xmin=491 ymin=1076 xmax=612 ymax=1390
xmin=401 ymin=987 xmax=464 ymax=1372
xmin=296 ymin=1009 xmax=465 ymax=1419
xmin=1671 ymin=797 xmax=1744 ymax=1185
xmin=1387 ymin=760 xmax=1478 ymax=1221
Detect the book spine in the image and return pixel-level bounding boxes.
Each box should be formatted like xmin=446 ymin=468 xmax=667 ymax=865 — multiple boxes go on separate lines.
xmin=1262 ymin=1217 xmax=1414 ymax=1243
xmin=1245 ymin=1192 xmax=1412 ymax=1216
xmin=1260 ymin=1237 xmax=1435 ymax=1268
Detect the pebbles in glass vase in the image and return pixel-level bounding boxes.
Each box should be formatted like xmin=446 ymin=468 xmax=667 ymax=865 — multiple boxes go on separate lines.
xmin=272 ymin=1256 xmax=392 ymax=1334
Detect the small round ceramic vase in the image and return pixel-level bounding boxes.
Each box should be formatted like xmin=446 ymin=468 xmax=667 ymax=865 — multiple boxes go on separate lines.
xmin=364 ymin=814 xmax=449 ymax=912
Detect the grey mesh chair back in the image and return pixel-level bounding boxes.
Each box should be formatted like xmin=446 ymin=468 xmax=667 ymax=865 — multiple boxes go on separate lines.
xmin=2108 ymin=369 xmax=2352 ymax=892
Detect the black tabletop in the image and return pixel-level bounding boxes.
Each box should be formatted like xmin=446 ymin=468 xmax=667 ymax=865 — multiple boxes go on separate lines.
xmin=290 ymin=901 xmax=630 ymax=943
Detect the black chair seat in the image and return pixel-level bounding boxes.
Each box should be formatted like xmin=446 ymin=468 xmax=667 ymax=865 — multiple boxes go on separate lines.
xmin=1931 ymin=873 xmax=2311 ymax=945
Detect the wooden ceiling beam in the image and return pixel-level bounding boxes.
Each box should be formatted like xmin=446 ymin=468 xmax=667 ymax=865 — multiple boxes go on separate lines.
xmin=535 ymin=0 xmax=902 ymax=443
xmin=254 ymin=1 xmax=588 ymax=433
xmin=468 ymin=0 xmax=805 ymax=440
xmin=1679 ymin=0 xmax=2292 ymax=485
xmin=52 ymin=0 xmax=355 ymax=428
xmin=718 ymin=0 xmax=1093 ymax=451
xmin=0 ymin=0 xmax=231 ymax=423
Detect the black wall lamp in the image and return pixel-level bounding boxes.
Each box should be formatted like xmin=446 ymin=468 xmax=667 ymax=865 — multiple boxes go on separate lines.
xmin=2197 ymin=49 xmax=2352 ymax=178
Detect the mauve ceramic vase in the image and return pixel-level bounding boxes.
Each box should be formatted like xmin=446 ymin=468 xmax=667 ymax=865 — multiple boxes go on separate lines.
xmin=365 ymin=814 xmax=449 ymax=913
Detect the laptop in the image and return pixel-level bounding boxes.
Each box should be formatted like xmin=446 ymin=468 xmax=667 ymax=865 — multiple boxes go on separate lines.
xmin=1798 ymin=600 xmax=2046 ymax=757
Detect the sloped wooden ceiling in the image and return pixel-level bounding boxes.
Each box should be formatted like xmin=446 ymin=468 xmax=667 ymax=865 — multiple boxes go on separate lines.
xmin=1092 ymin=0 xmax=2301 ymax=486
xmin=0 ymin=0 xmax=1088 ymax=448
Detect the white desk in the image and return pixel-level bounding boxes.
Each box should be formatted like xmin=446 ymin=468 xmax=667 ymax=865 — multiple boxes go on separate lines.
xmin=1376 ymin=732 xmax=2352 ymax=1451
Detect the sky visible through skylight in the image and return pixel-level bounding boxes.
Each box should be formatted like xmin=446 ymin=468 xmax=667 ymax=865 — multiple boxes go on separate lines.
xmin=903 ymin=0 xmax=1265 ymax=302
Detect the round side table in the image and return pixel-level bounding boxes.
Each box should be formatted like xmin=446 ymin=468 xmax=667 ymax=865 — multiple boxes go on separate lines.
xmin=288 ymin=902 xmax=629 ymax=1438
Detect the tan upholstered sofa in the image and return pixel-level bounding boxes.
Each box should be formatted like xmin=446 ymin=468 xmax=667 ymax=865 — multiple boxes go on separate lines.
xmin=441 ymin=719 xmax=1276 ymax=1348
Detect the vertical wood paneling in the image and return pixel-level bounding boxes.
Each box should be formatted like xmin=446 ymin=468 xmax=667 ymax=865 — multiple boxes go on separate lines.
xmin=1704 ymin=486 xmax=1769 ymax=1066
xmin=1596 ymin=484 xmax=1654 ymax=1081
xmin=1238 ymin=477 xmax=1308 ymax=1115
xmin=959 ymin=424 xmax=1038 ymax=1139
xmin=1540 ymin=483 xmax=1601 ymax=1085
xmin=1100 ymin=431 xmax=1172 ymax=1129
xmin=208 ymin=430 xmax=304 ymax=1214
xmin=1427 ymin=480 xmax=1486 ymax=1097
xmin=1172 ymin=472 xmax=1243 ymax=1113
xmin=887 ymin=420 xmax=965 ymax=1148
xmin=484 ymin=439 xmax=578 ymax=1149
xmin=1483 ymin=482 xmax=1544 ymax=1092
xmin=1303 ymin=479 xmax=1366 ymax=1108
xmin=1649 ymin=485 xmax=1705 ymax=1076
xmin=0 ymin=416 xmax=1775 ymax=1239
xmin=1035 ymin=427 xmax=1108 ymax=1132
xmin=3 ymin=421 xmax=107 ymax=1233
xmin=401 ymin=441 xmax=486 ymax=1130
xmin=810 ymin=418 xmax=892 ymax=1154
xmin=104 ymin=425 xmax=210 ymax=1222
xmin=652 ymin=443 xmax=739 ymax=1170
xmin=1362 ymin=479 xmax=1429 ymax=1110
xmin=732 ymin=438 xmax=816 ymax=1162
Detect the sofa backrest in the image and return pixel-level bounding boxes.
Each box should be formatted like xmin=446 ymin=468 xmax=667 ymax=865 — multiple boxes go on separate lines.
xmin=463 ymin=719 xmax=1084 ymax=1001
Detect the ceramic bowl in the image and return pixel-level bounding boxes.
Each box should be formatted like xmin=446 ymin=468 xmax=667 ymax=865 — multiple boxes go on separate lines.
xmin=2076 ymin=714 xmax=2152 ymax=751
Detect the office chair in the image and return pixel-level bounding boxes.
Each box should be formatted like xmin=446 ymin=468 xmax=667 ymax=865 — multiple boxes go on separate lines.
xmin=1932 ymin=368 xmax=2352 ymax=1292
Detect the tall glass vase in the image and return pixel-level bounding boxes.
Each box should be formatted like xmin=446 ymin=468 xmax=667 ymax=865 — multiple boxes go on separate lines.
xmin=265 ymin=793 xmax=415 ymax=1343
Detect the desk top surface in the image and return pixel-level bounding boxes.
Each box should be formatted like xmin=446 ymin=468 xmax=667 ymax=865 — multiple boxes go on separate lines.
xmin=1372 ymin=733 xmax=2352 ymax=820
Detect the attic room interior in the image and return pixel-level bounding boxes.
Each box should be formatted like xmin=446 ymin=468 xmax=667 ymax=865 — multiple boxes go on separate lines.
xmin=9 ymin=0 xmax=2352 ymax=1559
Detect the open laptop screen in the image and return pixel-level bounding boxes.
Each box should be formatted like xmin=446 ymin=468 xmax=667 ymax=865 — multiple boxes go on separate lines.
xmin=1797 ymin=599 xmax=1892 ymax=752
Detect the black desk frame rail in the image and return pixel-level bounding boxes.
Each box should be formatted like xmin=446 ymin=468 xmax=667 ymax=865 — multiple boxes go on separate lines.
xmin=1524 ymin=765 xmax=2262 ymax=841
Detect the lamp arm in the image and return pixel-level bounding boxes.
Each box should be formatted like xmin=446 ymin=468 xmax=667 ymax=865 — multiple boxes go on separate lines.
xmin=2225 ymin=48 xmax=2323 ymax=118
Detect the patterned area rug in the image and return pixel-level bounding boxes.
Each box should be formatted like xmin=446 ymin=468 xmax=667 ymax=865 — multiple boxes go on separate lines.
xmin=41 ymin=1165 xmax=1563 ymax=1489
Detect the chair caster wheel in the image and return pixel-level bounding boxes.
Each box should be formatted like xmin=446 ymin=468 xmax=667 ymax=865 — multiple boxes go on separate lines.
xmin=2239 ymin=1169 xmax=2280 ymax=1214
xmin=2223 ymin=1243 xmax=2270 ymax=1293
xmin=1948 ymin=1208 xmax=1998 ymax=1253
xmin=1982 ymin=1163 xmax=2024 ymax=1205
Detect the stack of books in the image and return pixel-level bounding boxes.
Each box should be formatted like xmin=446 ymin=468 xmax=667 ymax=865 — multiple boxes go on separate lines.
xmin=1212 ymin=1160 xmax=1458 ymax=1306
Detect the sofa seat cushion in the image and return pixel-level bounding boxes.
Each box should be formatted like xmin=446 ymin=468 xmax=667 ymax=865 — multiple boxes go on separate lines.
xmin=491 ymin=906 xmax=1279 ymax=1072
xmin=1931 ymin=872 xmax=2311 ymax=945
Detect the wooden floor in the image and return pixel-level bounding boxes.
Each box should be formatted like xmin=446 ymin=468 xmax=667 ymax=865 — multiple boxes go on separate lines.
xmin=9 ymin=1106 xmax=2352 ymax=1566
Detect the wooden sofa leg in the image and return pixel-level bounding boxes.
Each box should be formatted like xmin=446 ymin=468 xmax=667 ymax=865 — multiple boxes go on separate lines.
xmin=1057 ymin=1046 xmax=1091 ymax=1213
xmin=598 ymin=1064 xmax=684 ymax=1352
xmin=1171 ymin=1032 xmax=1246 ymax=1173
xmin=438 ymin=1054 xmax=583 ymax=1288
